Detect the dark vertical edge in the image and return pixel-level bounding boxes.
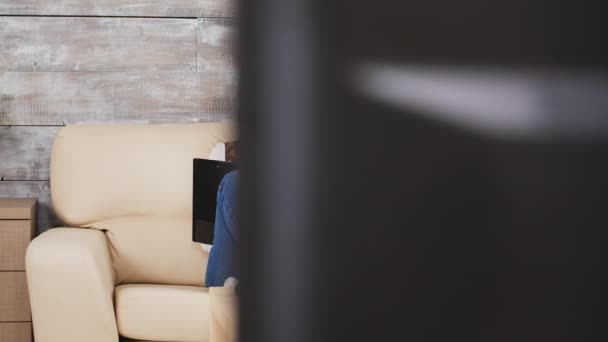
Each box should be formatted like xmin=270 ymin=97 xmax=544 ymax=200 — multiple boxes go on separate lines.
xmin=237 ymin=0 xmax=326 ymax=341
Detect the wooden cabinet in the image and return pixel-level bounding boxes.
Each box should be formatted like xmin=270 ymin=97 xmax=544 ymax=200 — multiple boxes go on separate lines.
xmin=0 ymin=323 xmax=32 ymax=342
xmin=0 ymin=198 xmax=36 ymax=342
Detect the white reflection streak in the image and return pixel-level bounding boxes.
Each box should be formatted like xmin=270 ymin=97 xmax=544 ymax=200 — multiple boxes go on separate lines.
xmin=353 ymin=63 xmax=608 ymax=141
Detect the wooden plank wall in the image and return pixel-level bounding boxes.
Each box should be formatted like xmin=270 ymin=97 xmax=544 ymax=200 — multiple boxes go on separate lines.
xmin=0 ymin=2 xmax=236 ymax=232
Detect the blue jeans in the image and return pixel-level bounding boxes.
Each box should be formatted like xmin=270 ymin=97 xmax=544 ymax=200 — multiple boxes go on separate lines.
xmin=205 ymin=171 xmax=239 ymax=287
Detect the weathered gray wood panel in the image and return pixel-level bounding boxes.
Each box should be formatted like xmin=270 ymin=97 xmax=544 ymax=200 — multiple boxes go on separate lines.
xmin=0 ymin=126 xmax=60 ymax=181
xmin=0 ymin=0 xmax=235 ymax=17
xmin=197 ymin=18 xmax=236 ymax=72
xmin=0 ymin=17 xmax=197 ymax=72
xmin=0 ymin=181 xmax=59 ymax=233
xmin=0 ymin=1 xmax=237 ymax=234
xmin=0 ymin=71 xmax=236 ymax=125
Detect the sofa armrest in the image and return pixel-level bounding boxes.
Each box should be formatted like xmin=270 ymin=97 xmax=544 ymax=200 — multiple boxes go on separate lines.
xmin=26 ymin=228 xmax=118 ymax=342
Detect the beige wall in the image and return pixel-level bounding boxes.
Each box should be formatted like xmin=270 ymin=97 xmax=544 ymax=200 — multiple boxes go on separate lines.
xmin=0 ymin=1 xmax=237 ymax=232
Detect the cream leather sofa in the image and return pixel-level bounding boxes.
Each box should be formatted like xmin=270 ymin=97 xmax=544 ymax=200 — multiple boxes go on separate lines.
xmin=26 ymin=122 xmax=236 ymax=342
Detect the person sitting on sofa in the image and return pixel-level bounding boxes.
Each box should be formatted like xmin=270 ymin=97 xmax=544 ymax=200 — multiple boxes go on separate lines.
xmin=205 ymin=142 xmax=240 ymax=287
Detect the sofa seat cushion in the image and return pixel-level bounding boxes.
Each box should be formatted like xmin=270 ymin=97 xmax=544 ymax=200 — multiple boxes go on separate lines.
xmin=89 ymin=216 xmax=207 ymax=286
xmin=115 ymin=284 xmax=211 ymax=342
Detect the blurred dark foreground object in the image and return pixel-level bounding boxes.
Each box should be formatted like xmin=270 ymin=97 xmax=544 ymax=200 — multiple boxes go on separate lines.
xmin=237 ymin=1 xmax=608 ymax=341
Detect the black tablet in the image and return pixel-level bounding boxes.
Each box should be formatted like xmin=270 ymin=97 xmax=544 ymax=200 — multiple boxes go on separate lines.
xmin=192 ymin=158 xmax=238 ymax=244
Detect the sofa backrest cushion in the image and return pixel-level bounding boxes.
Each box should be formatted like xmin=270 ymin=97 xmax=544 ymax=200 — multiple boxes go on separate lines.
xmin=51 ymin=122 xmax=236 ymax=226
